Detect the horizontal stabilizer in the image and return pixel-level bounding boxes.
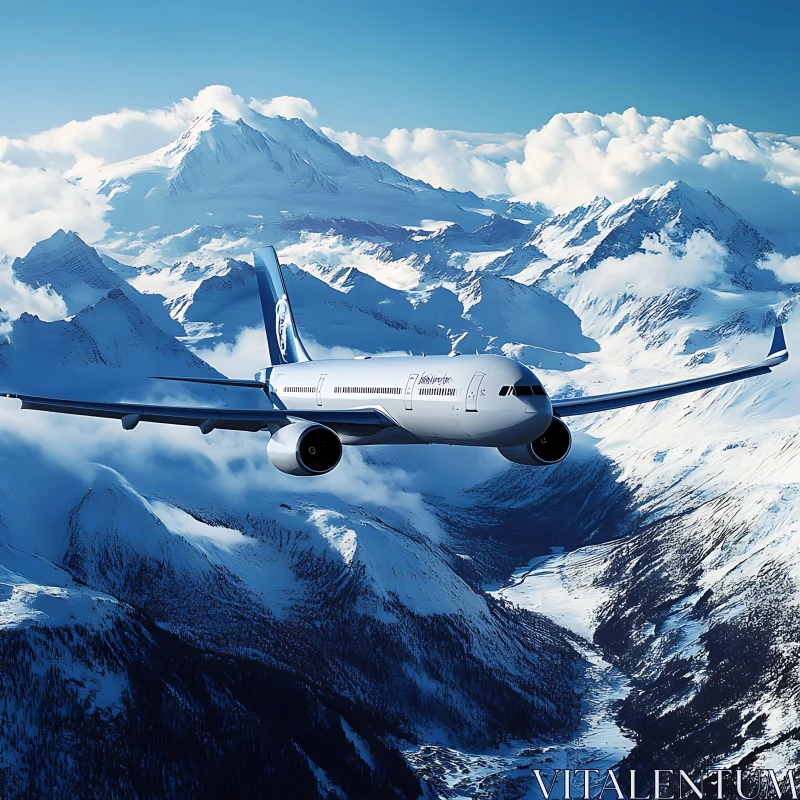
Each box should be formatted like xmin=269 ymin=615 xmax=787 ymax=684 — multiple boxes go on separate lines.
xmin=150 ymin=376 xmax=267 ymax=389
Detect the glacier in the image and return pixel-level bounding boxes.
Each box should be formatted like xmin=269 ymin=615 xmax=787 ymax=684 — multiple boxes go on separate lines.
xmin=0 ymin=105 xmax=798 ymax=799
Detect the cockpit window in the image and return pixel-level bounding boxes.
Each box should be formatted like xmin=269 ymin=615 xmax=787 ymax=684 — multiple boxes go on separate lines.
xmin=500 ymin=385 xmax=547 ymax=397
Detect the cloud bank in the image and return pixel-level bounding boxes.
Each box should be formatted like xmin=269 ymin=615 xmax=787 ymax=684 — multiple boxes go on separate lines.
xmin=0 ymin=161 xmax=109 ymax=259
xmin=321 ymin=126 xmax=520 ymax=196
xmin=759 ymin=252 xmax=800 ymax=283
xmin=0 ymin=86 xmax=320 ymax=258
xmin=504 ymin=109 xmax=800 ymax=224
xmin=0 ymin=259 xmax=67 ymax=331
xmin=3 ymin=86 xmax=800 ymax=258
xmin=0 ymin=85 xmax=320 ymax=175
xmin=323 ymin=108 xmax=800 ymax=238
xmin=193 ymin=327 xmax=269 ymax=378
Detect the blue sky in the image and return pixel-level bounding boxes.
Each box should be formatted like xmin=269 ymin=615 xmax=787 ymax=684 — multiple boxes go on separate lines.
xmin=1 ymin=0 xmax=798 ymax=138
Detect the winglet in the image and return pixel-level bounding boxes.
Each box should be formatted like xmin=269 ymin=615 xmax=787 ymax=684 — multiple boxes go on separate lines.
xmin=768 ymin=324 xmax=789 ymax=361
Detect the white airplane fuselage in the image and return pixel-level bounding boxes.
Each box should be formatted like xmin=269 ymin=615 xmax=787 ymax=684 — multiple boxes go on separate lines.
xmin=267 ymin=353 xmax=553 ymax=447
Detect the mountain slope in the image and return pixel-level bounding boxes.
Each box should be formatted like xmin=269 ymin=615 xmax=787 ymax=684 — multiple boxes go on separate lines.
xmin=497 ymin=181 xmax=779 ymax=291
xmin=80 ymin=110 xmax=494 ymax=236
xmin=0 ymin=286 xmax=228 ymax=400
xmin=164 ymin=257 xmax=462 ymax=353
xmin=12 ymin=229 xmax=183 ymax=336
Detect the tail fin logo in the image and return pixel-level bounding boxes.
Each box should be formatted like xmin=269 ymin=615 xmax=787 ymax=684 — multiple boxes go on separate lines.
xmin=253 ymin=246 xmax=311 ymax=365
xmin=276 ymin=297 xmax=291 ymax=361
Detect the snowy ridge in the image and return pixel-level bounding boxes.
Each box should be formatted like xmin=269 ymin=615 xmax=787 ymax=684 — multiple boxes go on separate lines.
xmin=80 ymin=108 xmax=495 ymax=238
xmin=495 ymin=181 xmax=779 ymax=293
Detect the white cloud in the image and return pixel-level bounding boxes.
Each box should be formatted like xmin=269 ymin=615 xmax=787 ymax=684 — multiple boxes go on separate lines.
xmin=192 ymin=325 xmax=408 ymax=372
xmin=0 ymin=161 xmax=109 ymax=259
xmin=0 ymin=260 xmax=67 ymax=330
xmin=324 ymin=109 xmax=800 ymax=237
xmin=578 ymin=231 xmax=729 ymax=297
xmin=503 ymin=109 xmax=800 ymax=237
xmin=193 ymin=327 xmax=268 ymax=378
xmin=249 ymin=95 xmax=318 ymax=127
xmin=0 ymin=392 xmax=440 ymax=533
xmin=759 ymin=252 xmax=800 ymax=283
xmin=4 ymin=91 xmax=800 ymax=217
xmin=3 ymin=91 xmax=800 ymax=250
xmin=21 ymin=109 xmax=185 ymax=173
xmin=321 ymin=125 xmax=517 ymax=196
xmin=0 ymin=85 xmax=320 ymax=175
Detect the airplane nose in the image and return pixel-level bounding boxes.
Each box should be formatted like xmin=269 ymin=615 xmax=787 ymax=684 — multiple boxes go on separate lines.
xmin=524 ymin=395 xmax=552 ymax=416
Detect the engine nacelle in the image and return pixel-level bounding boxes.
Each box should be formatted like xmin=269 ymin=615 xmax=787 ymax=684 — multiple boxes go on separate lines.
xmin=267 ymin=421 xmax=343 ymax=476
xmin=498 ymin=416 xmax=572 ymax=467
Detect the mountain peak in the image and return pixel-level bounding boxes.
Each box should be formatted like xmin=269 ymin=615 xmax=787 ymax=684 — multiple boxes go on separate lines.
xmin=24 ymin=229 xmax=82 ymax=256
xmin=525 ymin=178 xmax=777 ymax=290
xmin=190 ymin=108 xmax=228 ymax=129
xmin=13 ymin=230 xmax=117 ymax=300
xmin=637 ymin=179 xmax=706 ymax=206
xmin=170 ymin=110 xmax=259 ymax=155
xmin=12 ymin=231 xmax=185 ymax=330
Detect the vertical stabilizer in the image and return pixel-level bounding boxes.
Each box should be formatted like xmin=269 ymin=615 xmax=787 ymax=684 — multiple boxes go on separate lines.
xmin=253 ymin=246 xmax=312 ymax=365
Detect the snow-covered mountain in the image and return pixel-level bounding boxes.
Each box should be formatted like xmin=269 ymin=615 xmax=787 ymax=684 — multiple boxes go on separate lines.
xmin=494 ymin=181 xmax=780 ymax=290
xmin=2 ymin=104 xmax=800 ymax=799
xmin=80 ymin=109 xmax=498 ymax=242
xmin=12 ymin=229 xmax=183 ymax=335
xmin=0 ymin=230 xmax=590 ymax=799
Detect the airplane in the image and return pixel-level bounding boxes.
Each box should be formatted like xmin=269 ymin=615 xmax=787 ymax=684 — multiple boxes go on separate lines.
xmin=1 ymin=247 xmax=790 ymax=476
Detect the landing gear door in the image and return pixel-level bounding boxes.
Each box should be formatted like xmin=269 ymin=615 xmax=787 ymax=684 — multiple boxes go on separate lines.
xmin=404 ymin=374 xmax=418 ymax=411
xmin=316 ymin=374 xmax=327 ymax=407
xmin=466 ymin=372 xmax=486 ymax=412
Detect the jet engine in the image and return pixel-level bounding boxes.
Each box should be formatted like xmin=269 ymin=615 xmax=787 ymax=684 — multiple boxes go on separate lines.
xmin=267 ymin=421 xmax=343 ymax=476
xmin=498 ymin=416 xmax=572 ymax=467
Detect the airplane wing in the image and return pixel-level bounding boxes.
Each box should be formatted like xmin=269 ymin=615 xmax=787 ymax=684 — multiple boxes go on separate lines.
xmin=552 ymin=325 xmax=789 ymax=418
xmin=0 ymin=394 xmax=395 ymax=435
